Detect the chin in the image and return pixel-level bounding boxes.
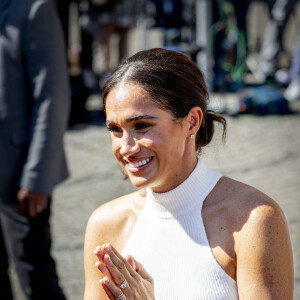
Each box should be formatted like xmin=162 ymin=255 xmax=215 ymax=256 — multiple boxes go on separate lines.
xmin=129 ymin=175 xmax=155 ymax=190
xmin=130 ymin=178 xmax=149 ymax=189
xmin=130 ymin=177 xmax=167 ymax=193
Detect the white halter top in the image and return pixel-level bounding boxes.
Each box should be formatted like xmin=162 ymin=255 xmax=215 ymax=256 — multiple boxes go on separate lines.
xmin=122 ymin=159 xmax=239 ymax=299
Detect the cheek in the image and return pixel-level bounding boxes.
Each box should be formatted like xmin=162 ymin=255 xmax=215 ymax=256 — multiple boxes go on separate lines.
xmin=147 ymin=130 xmax=166 ymax=146
xmin=142 ymin=135 xmax=157 ymax=148
xmin=111 ymin=138 xmax=121 ymax=160
xmin=140 ymin=134 xmax=164 ymax=155
xmin=165 ymin=134 xmax=186 ymax=157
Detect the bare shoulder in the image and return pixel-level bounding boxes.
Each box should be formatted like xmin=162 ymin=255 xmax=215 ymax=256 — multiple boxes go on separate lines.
xmin=204 ymin=176 xmax=285 ymax=241
xmin=212 ymin=177 xmax=293 ymax=299
xmin=213 ymin=177 xmax=287 ymax=230
xmin=85 ymin=189 xmax=146 ymax=252
xmin=210 ymin=176 xmax=290 ymax=251
xmin=203 ymin=176 xmax=287 ymax=280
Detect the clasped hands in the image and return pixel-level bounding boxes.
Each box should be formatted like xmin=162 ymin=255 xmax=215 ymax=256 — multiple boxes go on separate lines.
xmin=94 ymin=244 xmax=155 ymax=300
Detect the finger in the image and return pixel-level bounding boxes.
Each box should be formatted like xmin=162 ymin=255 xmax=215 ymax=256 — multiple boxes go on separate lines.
xmin=38 ymin=196 xmax=48 ymax=212
xmin=100 ymin=278 xmax=115 ymax=300
xmin=95 ymin=261 xmax=113 ymax=281
xmin=94 ymin=245 xmax=105 ymax=261
xmin=36 ymin=198 xmax=46 ymax=214
xmin=125 ymin=255 xmax=136 ymax=271
xmin=17 ymin=188 xmax=27 ymax=201
xmin=36 ymin=204 xmax=43 ymax=214
xmin=101 ymin=277 xmax=125 ymax=300
xmin=28 ymin=199 xmax=37 ymax=218
xmin=130 ymin=256 xmax=153 ymax=282
xmin=104 ymin=244 xmax=135 ymax=277
xmin=104 ymin=253 xmax=129 ymax=287
xmin=18 ymin=198 xmax=27 ymax=216
xmin=17 ymin=190 xmax=28 ymax=216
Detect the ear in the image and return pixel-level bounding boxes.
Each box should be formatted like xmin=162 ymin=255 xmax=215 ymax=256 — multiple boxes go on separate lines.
xmin=187 ymin=106 xmax=203 ymax=135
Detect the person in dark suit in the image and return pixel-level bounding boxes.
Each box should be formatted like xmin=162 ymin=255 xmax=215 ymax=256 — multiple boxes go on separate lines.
xmin=0 ymin=0 xmax=70 ymax=299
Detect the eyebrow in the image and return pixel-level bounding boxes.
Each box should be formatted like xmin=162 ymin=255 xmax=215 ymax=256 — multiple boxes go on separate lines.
xmin=106 ymin=115 xmax=157 ymax=125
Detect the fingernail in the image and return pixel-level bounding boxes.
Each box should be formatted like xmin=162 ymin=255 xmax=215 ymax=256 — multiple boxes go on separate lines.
xmin=105 ymin=254 xmax=111 ymax=262
xmin=93 ymin=245 xmax=101 ymax=254
xmin=104 ymin=244 xmax=112 ymax=252
xmin=103 ymin=276 xmax=109 ymax=284
xmin=95 ymin=261 xmax=100 ymax=267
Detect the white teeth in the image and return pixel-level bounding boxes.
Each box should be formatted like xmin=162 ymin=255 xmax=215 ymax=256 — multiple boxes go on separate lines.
xmin=128 ymin=157 xmax=151 ymax=168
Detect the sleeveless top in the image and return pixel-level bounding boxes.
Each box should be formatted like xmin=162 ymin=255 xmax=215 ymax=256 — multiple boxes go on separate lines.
xmin=122 ymin=159 xmax=239 ymax=299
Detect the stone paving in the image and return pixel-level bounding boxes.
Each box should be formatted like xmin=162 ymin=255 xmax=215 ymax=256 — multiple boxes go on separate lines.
xmin=10 ymin=95 xmax=300 ymax=299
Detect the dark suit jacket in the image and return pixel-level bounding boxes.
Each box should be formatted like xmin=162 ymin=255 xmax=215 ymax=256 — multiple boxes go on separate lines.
xmin=0 ymin=0 xmax=70 ymax=203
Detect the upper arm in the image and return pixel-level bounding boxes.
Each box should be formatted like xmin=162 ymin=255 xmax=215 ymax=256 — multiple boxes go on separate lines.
xmin=84 ymin=208 xmax=110 ymax=300
xmin=235 ymin=199 xmax=293 ymax=299
xmin=84 ymin=193 xmax=142 ymax=300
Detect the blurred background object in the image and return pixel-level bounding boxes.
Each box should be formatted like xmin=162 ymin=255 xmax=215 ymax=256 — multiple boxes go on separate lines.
xmin=52 ymin=0 xmax=300 ymax=125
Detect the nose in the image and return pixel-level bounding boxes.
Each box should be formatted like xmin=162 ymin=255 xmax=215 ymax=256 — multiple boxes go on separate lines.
xmin=119 ymin=133 xmax=140 ymax=158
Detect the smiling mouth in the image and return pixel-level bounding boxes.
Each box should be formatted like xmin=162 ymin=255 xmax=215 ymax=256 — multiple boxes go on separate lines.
xmin=126 ymin=157 xmax=153 ymax=169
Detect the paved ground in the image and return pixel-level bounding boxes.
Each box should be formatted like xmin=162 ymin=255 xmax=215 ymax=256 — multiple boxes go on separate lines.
xmin=9 ymin=94 xmax=300 ymax=299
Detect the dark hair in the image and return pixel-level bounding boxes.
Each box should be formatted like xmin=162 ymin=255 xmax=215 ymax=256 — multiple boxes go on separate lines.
xmin=103 ymin=48 xmax=226 ymax=153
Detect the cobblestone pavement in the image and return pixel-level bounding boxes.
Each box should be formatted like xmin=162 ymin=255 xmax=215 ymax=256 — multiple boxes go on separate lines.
xmin=11 ymin=97 xmax=300 ymax=299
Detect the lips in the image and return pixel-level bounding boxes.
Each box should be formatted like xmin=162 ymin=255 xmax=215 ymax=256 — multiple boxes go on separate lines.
xmin=125 ymin=157 xmax=153 ymax=172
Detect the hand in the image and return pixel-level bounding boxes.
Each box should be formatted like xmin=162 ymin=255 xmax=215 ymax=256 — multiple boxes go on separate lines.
xmin=94 ymin=244 xmax=155 ymax=300
xmin=17 ymin=188 xmax=48 ymax=218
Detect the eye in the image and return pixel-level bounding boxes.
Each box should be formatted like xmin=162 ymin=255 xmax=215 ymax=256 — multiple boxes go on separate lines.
xmin=135 ymin=123 xmax=151 ymax=130
xmin=107 ymin=125 xmax=122 ymax=134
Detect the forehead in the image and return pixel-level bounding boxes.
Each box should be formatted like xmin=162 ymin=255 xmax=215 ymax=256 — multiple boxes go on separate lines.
xmin=105 ymin=82 xmax=157 ymax=115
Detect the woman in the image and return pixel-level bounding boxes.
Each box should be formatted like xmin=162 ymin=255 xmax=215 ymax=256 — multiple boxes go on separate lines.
xmin=84 ymin=48 xmax=294 ymax=299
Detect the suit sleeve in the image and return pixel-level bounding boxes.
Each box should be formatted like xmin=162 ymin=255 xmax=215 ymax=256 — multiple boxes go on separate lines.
xmin=20 ymin=0 xmax=71 ymax=196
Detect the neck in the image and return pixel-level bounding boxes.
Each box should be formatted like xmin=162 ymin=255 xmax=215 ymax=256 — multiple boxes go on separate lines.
xmin=151 ymin=155 xmax=198 ymax=193
xmin=145 ymin=159 xmax=222 ymax=218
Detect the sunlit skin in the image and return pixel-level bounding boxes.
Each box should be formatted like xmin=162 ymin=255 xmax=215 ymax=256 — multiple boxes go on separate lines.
xmin=84 ymin=84 xmax=293 ymax=300
xmin=105 ymin=82 xmax=201 ymax=193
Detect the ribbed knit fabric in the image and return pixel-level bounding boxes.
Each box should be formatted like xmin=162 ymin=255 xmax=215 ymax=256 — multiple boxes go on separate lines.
xmin=122 ymin=159 xmax=239 ymax=299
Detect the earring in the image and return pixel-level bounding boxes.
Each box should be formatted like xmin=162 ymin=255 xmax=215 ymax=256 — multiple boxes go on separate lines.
xmin=190 ymin=134 xmax=195 ymax=139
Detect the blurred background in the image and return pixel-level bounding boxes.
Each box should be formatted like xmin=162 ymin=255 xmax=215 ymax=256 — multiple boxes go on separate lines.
xmin=9 ymin=0 xmax=300 ymax=299
xmin=57 ymin=0 xmax=300 ymax=124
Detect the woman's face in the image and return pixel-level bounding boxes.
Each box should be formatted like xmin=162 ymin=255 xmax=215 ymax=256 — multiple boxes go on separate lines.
xmin=105 ymin=82 xmax=195 ymax=193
